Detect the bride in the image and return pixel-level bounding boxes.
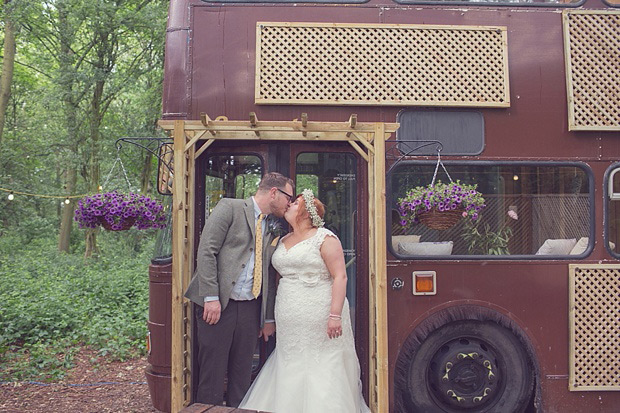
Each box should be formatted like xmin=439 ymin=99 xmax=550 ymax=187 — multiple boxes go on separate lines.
xmin=239 ymin=189 xmax=370 ymax=413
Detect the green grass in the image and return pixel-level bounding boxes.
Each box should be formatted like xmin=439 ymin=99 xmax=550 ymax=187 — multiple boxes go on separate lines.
xmin=0 ymin=230 xmax=155 ymax=381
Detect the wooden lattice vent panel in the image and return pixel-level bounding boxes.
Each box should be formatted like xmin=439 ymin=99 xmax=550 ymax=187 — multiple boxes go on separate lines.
xmin=563 ymin=11 xmax=620 ymax=131
xmin=569 ymin=264 xmax=620 ymax=391
xmin=255 ymin=22 xmax=510 ymax=107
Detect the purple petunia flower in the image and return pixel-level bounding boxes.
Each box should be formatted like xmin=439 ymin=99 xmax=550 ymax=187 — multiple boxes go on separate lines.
xmin=74 ymin=191 xmax=167 ymax=231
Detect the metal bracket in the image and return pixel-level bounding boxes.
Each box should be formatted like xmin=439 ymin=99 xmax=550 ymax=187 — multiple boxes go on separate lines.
xmin=115 ymin=137 xmax=173 ymax=195
xmin=386 ymin=139 xmax=443 ymax=175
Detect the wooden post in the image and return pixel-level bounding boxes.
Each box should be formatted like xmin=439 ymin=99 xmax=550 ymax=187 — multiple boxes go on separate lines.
xmin=172 ymin=120 xmax=187 ymax=413
xmin=183 ymin=144 xmax=196 ymax=406
xmin=373 ymin=123 xmax=389 ymax=413
xmin=367 ymin=132 xmax=377 ymax=412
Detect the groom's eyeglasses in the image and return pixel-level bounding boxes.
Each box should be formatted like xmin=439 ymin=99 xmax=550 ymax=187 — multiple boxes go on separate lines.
xmin=276 ymin=188 xmax=294 ymax=202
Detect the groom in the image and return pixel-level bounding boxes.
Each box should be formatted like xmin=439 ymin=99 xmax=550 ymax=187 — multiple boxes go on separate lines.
xmin=184 ymin=172 xmax=294 ymax=407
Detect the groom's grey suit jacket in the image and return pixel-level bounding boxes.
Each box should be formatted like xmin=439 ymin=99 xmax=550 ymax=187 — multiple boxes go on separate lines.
xmin=184 ymin=197 xmax=277 ymax=326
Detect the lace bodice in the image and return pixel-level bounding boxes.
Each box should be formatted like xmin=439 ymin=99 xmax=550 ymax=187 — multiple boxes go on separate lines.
xmin=271 ymin=227 xmax=354 ymax=363
xmin=272 ymin=227 xmax=337 ymax=286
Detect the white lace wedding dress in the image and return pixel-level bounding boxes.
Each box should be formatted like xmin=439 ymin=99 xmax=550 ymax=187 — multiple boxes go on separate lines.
xmin=239 ymin=228 xmax=370 ymax=413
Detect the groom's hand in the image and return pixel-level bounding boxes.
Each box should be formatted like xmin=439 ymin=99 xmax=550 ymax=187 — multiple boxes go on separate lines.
xmin=259 ymin=322 xmax=276 ymax=342
xmin=203 ymin=300 xmax=222 ymax=324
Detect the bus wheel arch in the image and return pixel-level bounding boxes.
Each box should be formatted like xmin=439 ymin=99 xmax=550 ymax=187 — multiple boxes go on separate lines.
xmin=394 ymin=305 xmax=540 ymax=412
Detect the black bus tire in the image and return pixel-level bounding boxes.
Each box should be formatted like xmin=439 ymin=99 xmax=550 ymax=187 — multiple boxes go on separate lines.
xmin=404 ymin=320 xmax=534 ymax=413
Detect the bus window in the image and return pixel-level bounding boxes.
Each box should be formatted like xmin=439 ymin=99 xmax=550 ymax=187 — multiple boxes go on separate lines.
xmin=389 ymin=162 xmax=592 ymax=258
xmin=606 ymin=165 xmax=620 ymax=256
xmin=295 ymin=152 xmax=358 ymax=325
xmin=394 ymin=0 xmax=582 ymax=6
xmin=204 ymin=155 xmax=262 ymax=217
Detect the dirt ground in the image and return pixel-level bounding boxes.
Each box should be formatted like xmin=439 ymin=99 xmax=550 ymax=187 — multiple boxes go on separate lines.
xmin=0 ymin=348 xmax=160 ymax=413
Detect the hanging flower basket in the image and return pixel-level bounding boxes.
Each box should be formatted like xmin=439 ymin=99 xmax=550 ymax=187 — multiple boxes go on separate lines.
xmin=99 ymin=216 xmax=136 ymax=231
xmin=417 ymin=208 xmax=464 ymax=230
xmin=398 ymin=180 xmax=486 ymax=231
xmin=74 ymin=191 xmax=167 ymax=231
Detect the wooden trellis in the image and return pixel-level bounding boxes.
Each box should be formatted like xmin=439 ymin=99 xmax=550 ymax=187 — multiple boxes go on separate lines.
xmin=569 ymin=264 xmax=620 ymax=391
xmin=563 ymin=10 xmax=620 ymax=131
xmin=255 ymin=22 xmax=510 ymax=107
xmin=158 ymin=114 xmax=399 ymax=413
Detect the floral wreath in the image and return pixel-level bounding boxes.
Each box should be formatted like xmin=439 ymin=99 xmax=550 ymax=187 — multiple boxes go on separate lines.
xmin=302 ymin=189 xmax=324 ymax=228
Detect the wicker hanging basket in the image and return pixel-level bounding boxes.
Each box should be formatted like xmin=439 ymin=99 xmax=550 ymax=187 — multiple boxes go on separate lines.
xmin=99 ymin=216 xmax=136 ymax=231
xmin=417 ymin=208 xmax=463 ymax=230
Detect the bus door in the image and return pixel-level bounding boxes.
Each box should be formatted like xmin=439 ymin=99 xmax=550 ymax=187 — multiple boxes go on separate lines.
xmin=193 ymin=139 xmax=370 ymax=400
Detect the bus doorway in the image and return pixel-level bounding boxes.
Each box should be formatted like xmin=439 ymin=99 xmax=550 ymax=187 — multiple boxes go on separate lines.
xmin=191 ymin=139 xmax=370 ymax=404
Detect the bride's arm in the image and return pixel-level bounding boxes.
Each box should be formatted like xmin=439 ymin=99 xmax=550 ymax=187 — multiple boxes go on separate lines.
xmin=321 ymin=235 xmax=347 ymax=338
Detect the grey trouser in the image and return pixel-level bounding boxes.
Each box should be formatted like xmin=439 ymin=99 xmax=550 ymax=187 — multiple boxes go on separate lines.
xmin=194 ymin=299 xmax=260 ymax=407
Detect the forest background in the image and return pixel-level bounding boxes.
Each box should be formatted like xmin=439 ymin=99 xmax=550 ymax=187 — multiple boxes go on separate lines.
xmin=0 ymin=0 xmax=170 ymax=383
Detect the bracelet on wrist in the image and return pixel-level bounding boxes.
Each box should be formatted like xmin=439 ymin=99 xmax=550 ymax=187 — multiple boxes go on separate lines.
xmin=329 ymin=313 xmax=342 ymax=320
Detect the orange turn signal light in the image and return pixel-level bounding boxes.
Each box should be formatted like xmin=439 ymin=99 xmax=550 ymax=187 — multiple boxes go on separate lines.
xmin=413 ymin=271 xmax=436 ymax=295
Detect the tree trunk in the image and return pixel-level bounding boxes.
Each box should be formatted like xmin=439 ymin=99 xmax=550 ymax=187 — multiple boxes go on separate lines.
xmin=57 ymin=3 xmax=80 ymax=253
xmin=0 ymin=0 xmax=17 ymax=144
xmin=58 ymin=167 xmax=77 ymax=253
xmin=83 ymin=59 xmax=106 ymax=259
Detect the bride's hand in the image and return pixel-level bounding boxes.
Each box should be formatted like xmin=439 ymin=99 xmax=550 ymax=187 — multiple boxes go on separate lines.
xmin=327 ymin=318 xmax=342 ymax=339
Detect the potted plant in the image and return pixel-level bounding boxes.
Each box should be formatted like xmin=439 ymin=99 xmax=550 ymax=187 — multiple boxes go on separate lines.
xmin=462 ymin=209 xmax=519 ymax=255
xmin=74 ymin=191 xmax=167 ymax=231
xmin=397 ymin=180 xmax=486 ymax=230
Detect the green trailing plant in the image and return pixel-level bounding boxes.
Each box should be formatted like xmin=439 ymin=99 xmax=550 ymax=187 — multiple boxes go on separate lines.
xmin=461 ymin=210 xmax=519 ymax=255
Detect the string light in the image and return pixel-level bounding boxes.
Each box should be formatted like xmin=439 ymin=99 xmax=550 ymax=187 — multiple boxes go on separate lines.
xmin=0 ymin=186 xmax=89 ymax=200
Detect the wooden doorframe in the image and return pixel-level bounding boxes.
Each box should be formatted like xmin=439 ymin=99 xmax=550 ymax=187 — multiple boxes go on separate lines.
xmin=158 ymin=114 xmax=398 ymax=413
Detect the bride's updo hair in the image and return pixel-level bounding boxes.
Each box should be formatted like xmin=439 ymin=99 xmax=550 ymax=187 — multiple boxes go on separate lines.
xmin=297 ymin=194 xmax=325 ymax=227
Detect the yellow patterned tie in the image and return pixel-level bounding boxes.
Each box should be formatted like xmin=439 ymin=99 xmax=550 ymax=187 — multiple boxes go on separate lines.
xmin=252 ymin=213 xmax=265 ymax=298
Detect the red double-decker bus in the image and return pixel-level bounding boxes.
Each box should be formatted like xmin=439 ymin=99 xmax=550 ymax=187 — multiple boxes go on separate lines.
xmin=147 ymin=0 xmax=620 ymax=411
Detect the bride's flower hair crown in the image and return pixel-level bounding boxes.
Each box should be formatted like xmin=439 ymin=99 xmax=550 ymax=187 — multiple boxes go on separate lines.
xmin=302 ymin=189 xmax=325 ymax=228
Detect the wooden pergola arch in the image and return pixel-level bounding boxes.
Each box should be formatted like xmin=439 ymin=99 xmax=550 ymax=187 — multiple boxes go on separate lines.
xmin=158 ymin=114 xmax=399 ymax=413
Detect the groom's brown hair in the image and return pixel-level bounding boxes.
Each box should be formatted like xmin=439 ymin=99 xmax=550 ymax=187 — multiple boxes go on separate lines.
xmin=258 ymin=172 xmax=294 ymax=192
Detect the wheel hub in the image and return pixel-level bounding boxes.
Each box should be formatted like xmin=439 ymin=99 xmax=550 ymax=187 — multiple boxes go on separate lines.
xmin=430 ymin=342 xmax=500 ymax=409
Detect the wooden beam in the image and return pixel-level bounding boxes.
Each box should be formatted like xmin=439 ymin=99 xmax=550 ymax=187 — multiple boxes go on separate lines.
xmin=194 ymin=138 xmax=215 ymax=160
xmin=348 ymin=113 xmax=357 ymax=129
xmin=200 ymin=113 xmax=217 ymax=135
xmin=346 ymin=113 xmax=358 ymax=137
xmin=301 ymin=113 xmax=308 ymax=137
xmin=373 ymin=123 xmax=389 ymax=413
xmin=352 ymin=132 xmax=375 ymax=155
xmin=172 ymin=120 xmax=187 ymax=413
xmin=183 ymin=144 xmax=196 ymax=406
xmin=348 ymin=140 xmax=369 ymax=162
xmin=249 ymin=112 xmax=260 ymax=136
xmin=184 ymin=130 xmax=207 ymax=152
xmin=200 ymin=113 xmax=211 ymax=127
xmin=159 ymin=119 xmax=399 ymax=135
xmin=367 ymin=143 xmax=377 ymax=412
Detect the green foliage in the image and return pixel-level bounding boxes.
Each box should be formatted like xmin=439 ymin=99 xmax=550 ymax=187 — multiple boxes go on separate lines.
xmin=0 ymin=232 xmax=154 ymax=381
xmin=461 ymin=210 xmax=518 ymax=255
xmin=462 ymin=220 xmax=513 ymax=255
